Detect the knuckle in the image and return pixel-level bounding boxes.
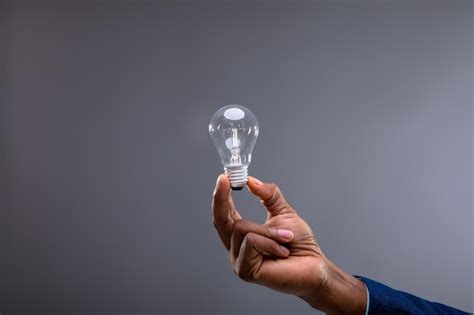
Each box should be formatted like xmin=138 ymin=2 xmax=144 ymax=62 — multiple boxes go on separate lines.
xmin=237 ymin=268 xmax=252 ymax=282
xmin=262 ymin=225 xmax=274 ymax=238
xmin=270 ymin=240 xmax=280 ymax=252
xmin=243 ymin=232 xmax=256 ymax=244
xmin=233 ymin=219 xmax=244 ymax=229
xmin=264 ymin=185 xmax=280 ymax=207
xmin=232 ymin=219 xmax=247 ymax=233
xmin=229 ymin=252 xmax=236 ymax=264
xmin=268 ymin=182 xmax=278 ymax=192
xmin=231 ymin=257 xmax=253 ymax=282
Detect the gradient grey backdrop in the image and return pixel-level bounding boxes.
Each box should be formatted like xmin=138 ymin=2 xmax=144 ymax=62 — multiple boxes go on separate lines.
xmin=1 ymin=1 xmax=472 ymax=314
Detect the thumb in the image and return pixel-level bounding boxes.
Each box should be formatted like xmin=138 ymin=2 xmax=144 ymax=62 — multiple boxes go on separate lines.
xmin=247 ymin=176 xmax=295 ymax=216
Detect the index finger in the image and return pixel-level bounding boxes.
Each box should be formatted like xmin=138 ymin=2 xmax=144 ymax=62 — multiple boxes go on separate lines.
xmin=212 ymin=174 xmax=241 ymax=249
xmin=247 ymin=176 xmax=295 ymax=217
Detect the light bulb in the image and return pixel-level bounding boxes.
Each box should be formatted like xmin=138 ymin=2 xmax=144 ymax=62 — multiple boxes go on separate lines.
xmin=209 ymin=105 xmax=259 ymax=190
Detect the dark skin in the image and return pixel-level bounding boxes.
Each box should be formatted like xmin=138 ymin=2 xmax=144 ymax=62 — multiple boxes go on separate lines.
xmin=212 ymin=175 xmax=367 ymax=315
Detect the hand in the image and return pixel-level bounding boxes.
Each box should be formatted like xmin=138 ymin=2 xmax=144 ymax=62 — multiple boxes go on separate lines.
xmin=211 ymin=175 xmax=367 ymax=314
xmin=212 ymin=175 xmax=325 ymax=295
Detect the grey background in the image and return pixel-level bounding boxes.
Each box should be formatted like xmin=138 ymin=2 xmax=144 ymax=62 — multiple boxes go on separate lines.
xmin=1 ymin=1 xmax=472 ymax=314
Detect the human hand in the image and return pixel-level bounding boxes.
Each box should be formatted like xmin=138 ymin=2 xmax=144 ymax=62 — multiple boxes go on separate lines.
xmin=211 ymin=175 xmax=366 ymax=314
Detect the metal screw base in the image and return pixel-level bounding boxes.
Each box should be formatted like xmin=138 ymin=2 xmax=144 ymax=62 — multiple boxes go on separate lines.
xmin=225 ymin=165 xmax=248 ymax=190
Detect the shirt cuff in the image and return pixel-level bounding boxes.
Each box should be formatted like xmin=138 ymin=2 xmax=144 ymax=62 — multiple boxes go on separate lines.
xmin=354 ymin=276 xmax=370 ymax=315
xmin=363 ymin=281 xmax=370 ymax=315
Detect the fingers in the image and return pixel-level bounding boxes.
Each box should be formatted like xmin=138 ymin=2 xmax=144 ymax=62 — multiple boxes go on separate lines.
xmin=247 ymin=176 xmax=295 ymax=216
xmin=230 ymin=220 xmax=294 ymax=259
xmin=234 ymin=232 xmax=290 ymax=282
xmin=212 ymin=174 xmax=241 ymax=249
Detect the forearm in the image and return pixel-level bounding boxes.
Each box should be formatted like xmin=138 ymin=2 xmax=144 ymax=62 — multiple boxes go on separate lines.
xmin=298 ymin=256 xmax=367 ymax=315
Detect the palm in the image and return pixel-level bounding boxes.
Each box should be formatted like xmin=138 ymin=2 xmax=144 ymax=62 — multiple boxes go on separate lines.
xmin=258 ymin=212 xmax=326 ymax=295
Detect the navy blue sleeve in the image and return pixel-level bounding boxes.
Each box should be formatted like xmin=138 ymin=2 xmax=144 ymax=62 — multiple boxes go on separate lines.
xmin=357 ymin=276 xmax=472 ymax=315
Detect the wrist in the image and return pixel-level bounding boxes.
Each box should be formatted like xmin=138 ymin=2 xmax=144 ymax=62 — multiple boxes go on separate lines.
xmin=298 ymin=256 xmax=367 ymax=315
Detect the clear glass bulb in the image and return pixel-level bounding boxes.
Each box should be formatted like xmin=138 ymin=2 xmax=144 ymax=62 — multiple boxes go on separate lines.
xmin=209 ymin=105 xmax=259 ymax=190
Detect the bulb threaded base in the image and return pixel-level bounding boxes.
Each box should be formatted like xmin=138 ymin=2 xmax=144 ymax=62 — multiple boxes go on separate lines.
xmin=225 ymin=165 xmax=248 ymax=190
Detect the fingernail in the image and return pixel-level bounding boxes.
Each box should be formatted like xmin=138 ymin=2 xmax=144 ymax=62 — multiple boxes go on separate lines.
xmin=277 ymin=229 xmax=294 ymax=240
xmin=280 ymin=245 xmax=290 ymax=255
xmin=252 ymin=177 xmax=263 ymax=185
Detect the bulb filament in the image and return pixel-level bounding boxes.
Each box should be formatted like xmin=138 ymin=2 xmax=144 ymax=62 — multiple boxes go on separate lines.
xmin=230 ymin=128 xmax=241 ymax=165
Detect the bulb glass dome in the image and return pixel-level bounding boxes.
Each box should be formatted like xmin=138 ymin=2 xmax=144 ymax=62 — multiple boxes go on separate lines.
xmin=209 ymin=105 xmax=259 ymax=189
